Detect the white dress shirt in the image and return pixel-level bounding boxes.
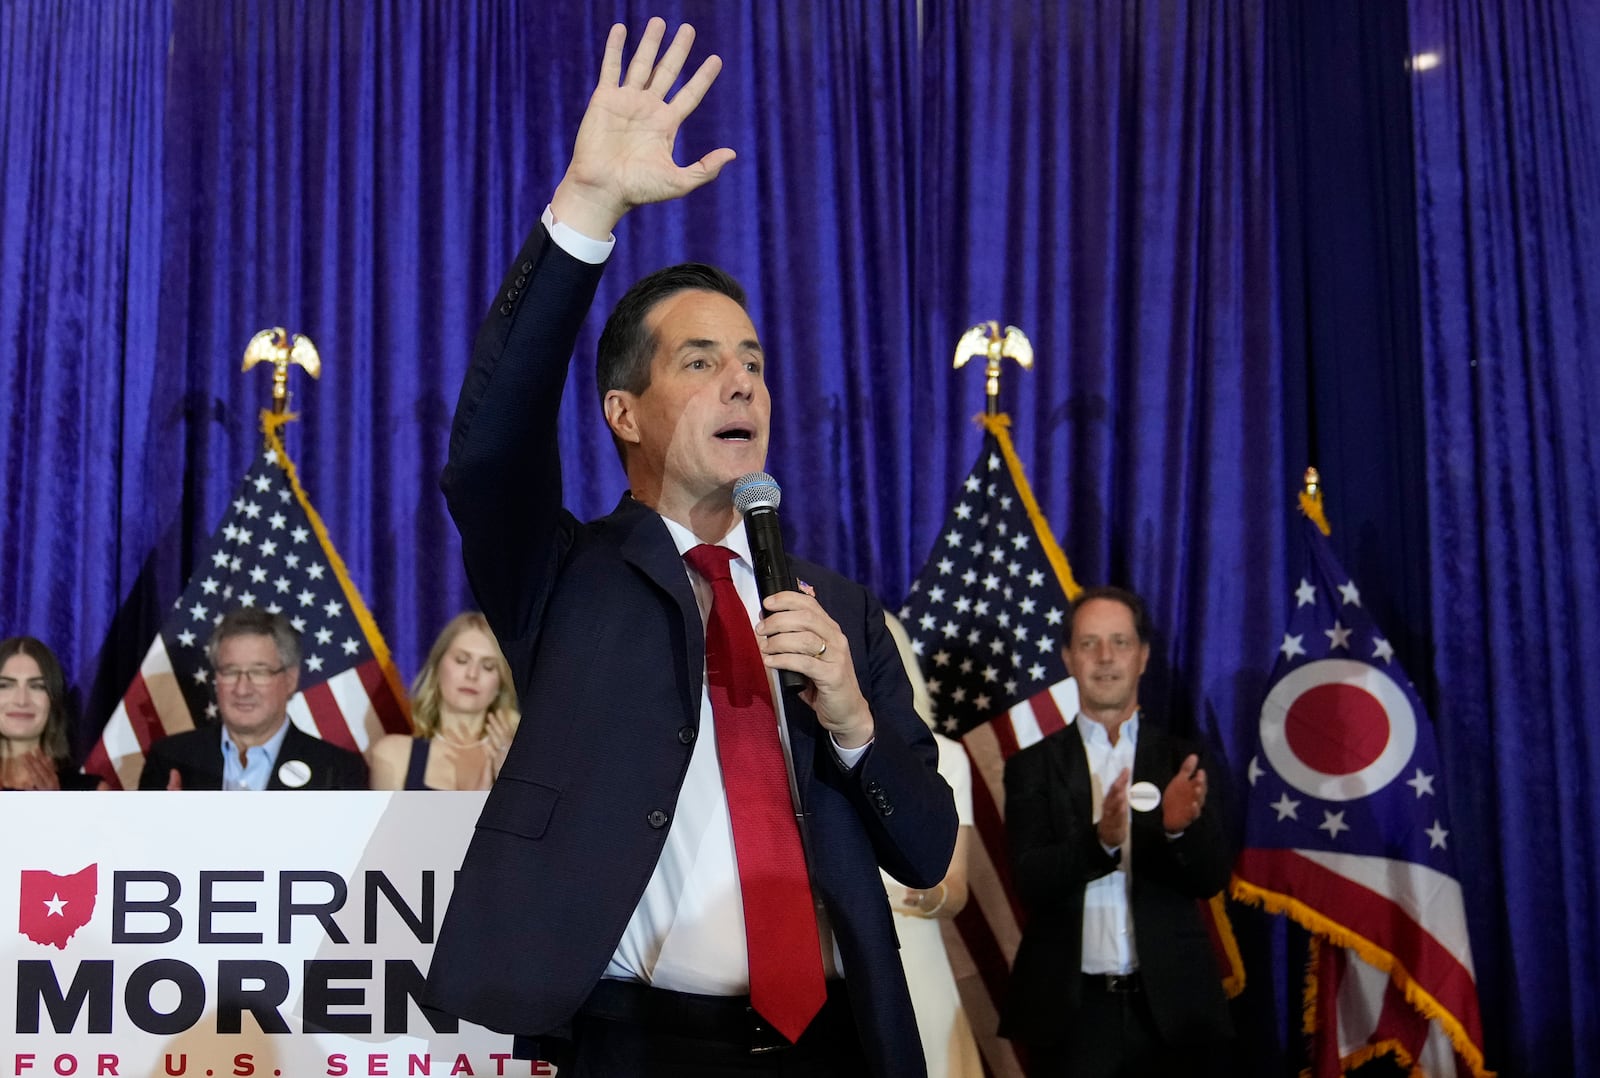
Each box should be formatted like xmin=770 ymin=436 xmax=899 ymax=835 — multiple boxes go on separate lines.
xmin=1077 ymin=711 xmax=1140 ymax=974
xmin=604 ymin=519 xmax=864 ymax=991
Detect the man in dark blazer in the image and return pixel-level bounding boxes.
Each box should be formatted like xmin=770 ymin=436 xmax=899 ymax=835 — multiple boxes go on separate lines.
xmin=137 ymin=608 xmax=367 ymax=791
xmin=423 ymin=18 xmax=956 ymax=1078
xmin=1002 ymin=587 xmax=1232 ymax=1076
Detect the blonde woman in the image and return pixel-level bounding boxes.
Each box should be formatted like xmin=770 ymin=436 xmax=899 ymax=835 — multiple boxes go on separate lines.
xmin=368 ymin=613 xmax=519 ymax=790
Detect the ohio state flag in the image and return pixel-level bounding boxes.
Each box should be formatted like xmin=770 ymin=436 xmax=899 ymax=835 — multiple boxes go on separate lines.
xmin=1232 ymin=490 xmax=1488 ymax=1076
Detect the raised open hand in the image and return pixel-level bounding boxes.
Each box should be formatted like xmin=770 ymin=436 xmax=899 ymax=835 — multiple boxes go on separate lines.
xmin=551 ymin=18 xmax=736 ymax=239
xmin=1161 ymin=753 xmax=1207 ymax=834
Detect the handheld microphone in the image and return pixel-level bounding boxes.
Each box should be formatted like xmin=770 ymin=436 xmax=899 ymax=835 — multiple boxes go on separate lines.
xmin=733 ymin=471 xmax=807 ymax=696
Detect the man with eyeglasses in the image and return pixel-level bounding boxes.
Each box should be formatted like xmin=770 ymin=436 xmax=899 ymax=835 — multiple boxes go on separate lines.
xmin=1001 ymin=586 xmax=1233 ymax=1076
xmin=137 ymin=608 xmax=368 ymax=791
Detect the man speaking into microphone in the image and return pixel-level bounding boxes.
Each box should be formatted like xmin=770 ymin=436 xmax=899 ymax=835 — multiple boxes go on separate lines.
xmin=425 ymin=17 xmax=957 ymax=1078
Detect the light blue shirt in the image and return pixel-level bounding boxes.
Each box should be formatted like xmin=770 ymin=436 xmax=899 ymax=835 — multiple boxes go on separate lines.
xmin=220 ymin=719 xmax=293 ymax=791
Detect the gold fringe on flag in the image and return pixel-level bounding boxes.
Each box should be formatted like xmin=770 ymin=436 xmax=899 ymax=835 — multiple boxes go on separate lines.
xmin=260 ymin=409 xmax=411 ymax=728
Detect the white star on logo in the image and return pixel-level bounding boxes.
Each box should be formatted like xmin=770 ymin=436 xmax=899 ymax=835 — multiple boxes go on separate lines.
xmin=1271 ymin=792 xmax=1300 ymax=820
xmin=43 ymin=893 xmax=68 ymax=917
xmin=1372 ymin=637 xmax=1395 ymax=663
xmin=1338 ymin=581 xmax=1362 ymax=606
xmin=242 ymin=501 xmax=261 ymax=520
xmin=323 ymin=599 xmax=344 ymax=618
xmin=1318 ymin=810 xmax=1349 ymax=838
xmin=1405 ymin=768 xmax=1435 ymax=798
xmin=305 ymin=654 xmax=324 ymax=672
xmin=291 ymin=526 xmax=310 ymax=543
xmin=253 ymin=475 xmax=272 ymax=492
xmin=342 ymin=637 xmax=360 ymax=656
xmin=1324 ymin=621 xmax=1352 ymax=651
xmin=1247 ymin=756 xmax=1264 ymax=786
xmin=1295 ymin=578 xmax=1316 ymax=607
xmin=1279 ymin=633 xmax=1306 ymax=660
xmin=1425 ymin=821 xmax=1449 ymax=849
xmin=954 ymin=502 xmax=972 ymax=520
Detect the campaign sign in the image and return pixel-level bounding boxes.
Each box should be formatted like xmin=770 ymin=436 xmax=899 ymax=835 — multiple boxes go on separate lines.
xmin=1 ymin=792 xmax=554 ymax=1077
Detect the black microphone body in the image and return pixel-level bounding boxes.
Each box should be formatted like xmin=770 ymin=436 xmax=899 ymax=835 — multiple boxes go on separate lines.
xmin=734 ymin=473 xmax=808 ymax=696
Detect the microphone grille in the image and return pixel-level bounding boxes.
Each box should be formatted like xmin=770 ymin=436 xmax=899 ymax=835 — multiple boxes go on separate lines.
xmin=733 ymin=471 xmax=781 ymax=513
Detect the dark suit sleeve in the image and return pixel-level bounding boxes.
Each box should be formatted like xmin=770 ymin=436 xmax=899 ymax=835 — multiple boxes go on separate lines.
xmin=833 ymin=596 xmax=958 ymax=890
xmin=1005 ymin=740 xmax=1121 ymax=909
xmin=136 ymin=740 xmax=173 ymax=790
xmin=440 ymin=228 xmax=606 ymax=645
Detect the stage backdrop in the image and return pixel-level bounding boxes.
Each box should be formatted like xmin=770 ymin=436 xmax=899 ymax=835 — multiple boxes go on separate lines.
xmin=3 ymin=1 xmax=1597 ymax=1073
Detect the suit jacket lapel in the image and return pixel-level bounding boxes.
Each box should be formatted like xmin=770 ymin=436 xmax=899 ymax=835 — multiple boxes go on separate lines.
xmin=1054 ymin=719 xmax=1095 ymax=823
xmin=612 ymin=496 xmax=707 ymax=728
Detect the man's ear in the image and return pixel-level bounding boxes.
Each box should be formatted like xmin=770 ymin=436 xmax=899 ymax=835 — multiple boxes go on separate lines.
xmin=604 ymin=390 xmax=643 ymax=447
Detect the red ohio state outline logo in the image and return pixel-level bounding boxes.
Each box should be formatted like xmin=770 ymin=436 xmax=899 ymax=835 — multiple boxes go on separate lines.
xmin=18 ymin=864 xmax=98 ymax=949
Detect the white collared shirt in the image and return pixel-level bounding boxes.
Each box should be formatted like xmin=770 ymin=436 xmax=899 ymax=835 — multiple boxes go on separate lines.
xmin=1077 ymin=710 xmax=1140 ymax=974
xmin=603 ymin=518 xmax=861 ymax=992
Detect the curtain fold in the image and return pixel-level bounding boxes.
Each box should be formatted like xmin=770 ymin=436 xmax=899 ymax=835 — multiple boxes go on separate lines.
xmin=0 ymin=0 xmax=169 ymax=722
xmin=1409 ymin=0 xmax=1600 ymax=1070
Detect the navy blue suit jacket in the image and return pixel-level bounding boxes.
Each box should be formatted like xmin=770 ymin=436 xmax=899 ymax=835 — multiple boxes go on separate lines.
xmin=424 ymin=228 xmax=957 ymax=1078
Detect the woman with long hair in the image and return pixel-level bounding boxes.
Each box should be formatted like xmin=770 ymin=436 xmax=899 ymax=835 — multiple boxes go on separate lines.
xmin=0 ymin=636 xmax=103 ymax=790
xmin=367 ymin=613 xmax=519 ymax=790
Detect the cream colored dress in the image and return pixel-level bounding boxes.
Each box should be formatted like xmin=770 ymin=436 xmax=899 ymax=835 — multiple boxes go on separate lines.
xmin=882 ymin=732 xmax=983 ymax=1078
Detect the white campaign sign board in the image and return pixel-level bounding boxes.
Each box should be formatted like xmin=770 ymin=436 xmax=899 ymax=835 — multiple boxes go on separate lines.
xmin=1 ymin=792 xmax=556 ymax=1077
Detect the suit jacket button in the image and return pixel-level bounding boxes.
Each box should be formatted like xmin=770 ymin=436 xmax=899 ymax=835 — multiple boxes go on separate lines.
xmin=521 ymin=260 xmax=534 ymax=274
xmin=514 ymin=273 xmax=528 ymax=288
xmin=677 ymin=726 xmax=696 ymax=745
xmin=647 ymin=810 xmax=670 ymax=829
xmin=499 ymin=302 xmax=512 ymax=316
xmin=506 ymin=288 xmax=520 ymax=301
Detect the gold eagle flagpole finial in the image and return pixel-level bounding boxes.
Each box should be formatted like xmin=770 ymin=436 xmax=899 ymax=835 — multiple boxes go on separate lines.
xmin=242 ymin=327 xmax=322 ymax=415
xmin=953 ymin=320 xmax=1033 ymax=416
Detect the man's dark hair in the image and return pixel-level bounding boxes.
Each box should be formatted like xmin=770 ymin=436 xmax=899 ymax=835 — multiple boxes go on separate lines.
xmin=595 ymin=262 xmax=749 ymax=403
xmin=1068 ymin=585 xmax=1153 ymax=644
xmin=205 ymin=608 xmax=302 ymax=669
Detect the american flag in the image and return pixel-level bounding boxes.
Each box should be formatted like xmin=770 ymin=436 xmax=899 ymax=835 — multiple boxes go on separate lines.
xmin=898 ymin=414 xmax=1083 ymax=1078
xmin=85 ymin=411 xmax=410 ymax=789
xmin=1231 ymin=499 xmax=1489 ymax=1077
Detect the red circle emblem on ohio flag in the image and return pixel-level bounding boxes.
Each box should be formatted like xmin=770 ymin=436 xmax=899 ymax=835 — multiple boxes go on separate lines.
xmin=1259 ymin=659 xmax=1415 ymax=802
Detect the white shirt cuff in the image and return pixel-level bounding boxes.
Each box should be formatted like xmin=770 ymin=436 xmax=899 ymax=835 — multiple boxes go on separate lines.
xmin=831 ymin=736 xmax=872 ymax=770
xmin=541 ymin=204 xmax=615 ymax=265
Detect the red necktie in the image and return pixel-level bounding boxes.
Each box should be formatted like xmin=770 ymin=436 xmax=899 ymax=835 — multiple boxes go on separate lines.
xmin=683 ymin=543 xmax=826 ymax=1043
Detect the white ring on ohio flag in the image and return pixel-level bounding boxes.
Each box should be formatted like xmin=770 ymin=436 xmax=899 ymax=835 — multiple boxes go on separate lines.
xmin=1259 ymin=658 xmax=1416 ymax=802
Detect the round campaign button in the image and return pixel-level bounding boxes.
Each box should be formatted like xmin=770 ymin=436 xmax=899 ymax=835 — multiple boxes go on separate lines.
xmin=1259 ymin=658 xmax=1416 ymax=802
xmin=277 ymin=759 xmax=312 ymax=788
xmin=1127 ymin=781 xmax=1162 ymax=813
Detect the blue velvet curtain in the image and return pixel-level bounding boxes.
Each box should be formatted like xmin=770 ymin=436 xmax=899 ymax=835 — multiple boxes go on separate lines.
xmin=1409 ymin=0 xmax=1600 ymax=1071
xmin=3 ymin=1 xmax=1596 ymax=1071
